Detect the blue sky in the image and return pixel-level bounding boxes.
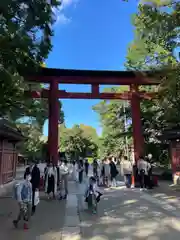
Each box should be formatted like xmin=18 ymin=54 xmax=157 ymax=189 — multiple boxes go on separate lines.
xmin=43 ymin=0 xmax=138 ymax=136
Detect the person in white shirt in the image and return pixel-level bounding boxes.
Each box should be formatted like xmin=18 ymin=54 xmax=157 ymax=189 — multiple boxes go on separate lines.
xmin=137 ymin=156 xmax=150 ymax=190
xmin=59 ymin=160 xmax=69 ymax=199
xmin=122 ymin=156 xmax=133 ymax=188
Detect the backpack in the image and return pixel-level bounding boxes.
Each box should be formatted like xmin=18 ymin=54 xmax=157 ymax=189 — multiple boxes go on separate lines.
xmin=13 ymin=181 xmax=28 ymax=201
xmin=13 ymin=182 xmax=21 ymax=200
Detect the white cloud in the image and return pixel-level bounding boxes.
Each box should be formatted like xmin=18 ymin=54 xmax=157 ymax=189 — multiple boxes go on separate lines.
xmin=61 ymin=0 xmax=74 ymax=7
xmin=56 ymin=13 xmax=71 ymax=24
xmin=54 ymin=0 xmax=78 ymax=25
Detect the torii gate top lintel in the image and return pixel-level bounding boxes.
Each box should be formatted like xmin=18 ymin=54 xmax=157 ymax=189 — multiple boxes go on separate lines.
xmin=25 ymin=67 xmax=160 ymax=85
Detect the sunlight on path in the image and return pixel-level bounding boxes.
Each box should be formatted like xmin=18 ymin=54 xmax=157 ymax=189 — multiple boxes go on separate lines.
xmin=77 ymin=183 xmax=180 ymax=239
xmin=1 ymin=173 xmax=180 ymax=239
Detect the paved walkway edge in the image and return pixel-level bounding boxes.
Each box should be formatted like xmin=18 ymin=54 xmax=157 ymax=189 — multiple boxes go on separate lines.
xmin=61 ymin=181 xmax=81 ymax=240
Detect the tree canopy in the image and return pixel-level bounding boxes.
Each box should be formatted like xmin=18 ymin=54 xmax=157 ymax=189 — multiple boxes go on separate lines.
xmin=94 ymin=0 xmax=180 ymax=163
xmin=59 ymin=124 xmax=99 ymax=160
xmin=0 ymin=0 xmax=65 ymax=160
xmin=126 ymin=0 xmax=180 ymax=135
xmin=0 ymin=0 xmax=60 ymax=114
xmin=93 ymin=86 xmax=132 ymax=159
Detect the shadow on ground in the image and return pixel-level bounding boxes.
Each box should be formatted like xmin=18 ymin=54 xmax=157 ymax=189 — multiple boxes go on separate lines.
xmin=0 ymin=194 xmax=66 ymax=240
xmin=77 ymin=187 xmax=180 ymax=240
xmin=1 ymin=175 xmax=180 ymax=239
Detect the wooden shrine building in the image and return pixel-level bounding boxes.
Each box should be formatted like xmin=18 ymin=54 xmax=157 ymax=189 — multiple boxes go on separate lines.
xmin=0 ymin=119 xmax=24 ymax=185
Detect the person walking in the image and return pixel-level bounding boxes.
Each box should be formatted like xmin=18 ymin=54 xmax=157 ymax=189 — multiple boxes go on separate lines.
xmin=145 ymin=156 xmax=153 ymax=189
xmin=24 ymin=162 xmax=40 ymax=216
xmin=109 ymin=157 xmax=119 ymax=187
xmin=72 ymin=161 xmax=76 ymax=181
xmin=102 ymin=158 xmax=111 ymax=187
xmin=84 ymin=159 xmax=89 ymax=177
xmin=30 ymin=163 xmax=40 ymax=215
xmin=122 ymin=156 xmax=133 ymax=188
xmin=75 ymin=161 xmax=79 ymax=182
xmin=13 ymin=173 xmax=32 ymax=229
xmin=93 ymin=159 xmax=98 ymax=178
xmin=24 ymin=164 xmax=31 ymax=179
xmin=59 ymin=160 xmax=69 ymax=199
xmin=78 ymin=159 xmax=84 ymax=183
xmin=137 ymin=156 xmax=149 ymax=190
xmin=45 ymin=162 xmax=58 ymax=199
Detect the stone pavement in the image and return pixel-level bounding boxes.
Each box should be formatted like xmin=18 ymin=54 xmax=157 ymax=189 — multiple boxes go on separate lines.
xmin=1 ymin=176 xmax=180 ymax=239
xmin=0 ymin=178 xmax=80 ymax=240
xmin=77 ymin=184 xmax=180 ymax=239
xmin=0 ymin=191 xmax=66 ymax=239
xmin=146 ymin=181 xmax=180 ymax=216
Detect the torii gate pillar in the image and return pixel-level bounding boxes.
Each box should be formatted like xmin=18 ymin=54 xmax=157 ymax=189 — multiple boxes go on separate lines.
xmin=130 ymin=85 xmax=144 ymax=163
xmin=48 ymin=80 xmax=59 ymax=165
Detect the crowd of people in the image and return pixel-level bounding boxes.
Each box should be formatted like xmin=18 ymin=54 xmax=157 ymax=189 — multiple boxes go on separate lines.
xmin=71 ymin=157 xmax=119 ymax=188
xmin=122 ymin=154 xmax=154 ymax=190
xmin=12 ymin=154 xmax=154 ymax=229
xmin=12 ymin=156 xmax=120 ymax=228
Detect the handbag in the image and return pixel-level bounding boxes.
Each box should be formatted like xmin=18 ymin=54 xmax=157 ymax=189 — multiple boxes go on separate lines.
xmin=34 ymin=190 xmax=40 ymax=206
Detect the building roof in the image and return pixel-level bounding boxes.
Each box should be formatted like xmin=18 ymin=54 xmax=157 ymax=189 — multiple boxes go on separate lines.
xmin=0 ymin=118 xmax=25 ymax=141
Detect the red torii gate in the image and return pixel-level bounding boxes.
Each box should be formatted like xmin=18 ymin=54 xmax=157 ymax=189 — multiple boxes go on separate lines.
xmin=25 ymin=68 xmax=159 ymax=165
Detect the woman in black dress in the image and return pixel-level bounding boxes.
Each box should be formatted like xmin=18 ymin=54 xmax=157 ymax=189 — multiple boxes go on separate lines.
xmin=78 ymin=160 xmax=84 ymax=184
xmin=45 ymin=162 xmax=57 ymax=199
xmin=109 ymin=157 xmax=118 ymax=187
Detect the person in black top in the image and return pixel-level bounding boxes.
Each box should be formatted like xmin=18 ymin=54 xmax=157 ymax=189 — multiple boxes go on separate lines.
xmin=24 ymin=162 xmax=40 ymax=215
xmin=24 ymin=165 xmax=31 ymax=179
xmin=109 ymin=157 xmax=118 ymax=187
xmin=84 ymin=159 xmax=89 ymax=177
xmin=31 ymin=163 xmax=40 ymax=215
xmin=145 ymin=157 xmax=153 ymax=189
xmin=93 ymin=159 xmax=98 ymax=178
xmin=78 ymin=160 xmax=84 ymax=183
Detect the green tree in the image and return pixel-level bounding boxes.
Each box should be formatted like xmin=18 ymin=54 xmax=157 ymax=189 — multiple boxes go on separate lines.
xmin=93 ymin=0 xmax=179 ymax=160
xmin=124 ymin=0 xmax=180 ymax=162
xmin=59 ymin=124 xmax=98 ymax=160
xmin=126 ymin=1 xmax=180 ymax=129
xmin=16 ymin=123 xmax=46 ymax=161
xmin=16 ymin=96 xmax=64 ymax=160
xmin=0 ymin=0 xmax=60 ymax=114
xmin=79 ymin=124 xmax=99 ymax=145
xmin=93 ymin=86 xmax=132 ymax=159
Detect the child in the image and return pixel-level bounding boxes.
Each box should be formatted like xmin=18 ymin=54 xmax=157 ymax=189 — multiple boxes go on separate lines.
xmin=84 ymin=176 xmax=102 ymax=213
xmin=13 ymin=174 xmax=32 ymax=229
